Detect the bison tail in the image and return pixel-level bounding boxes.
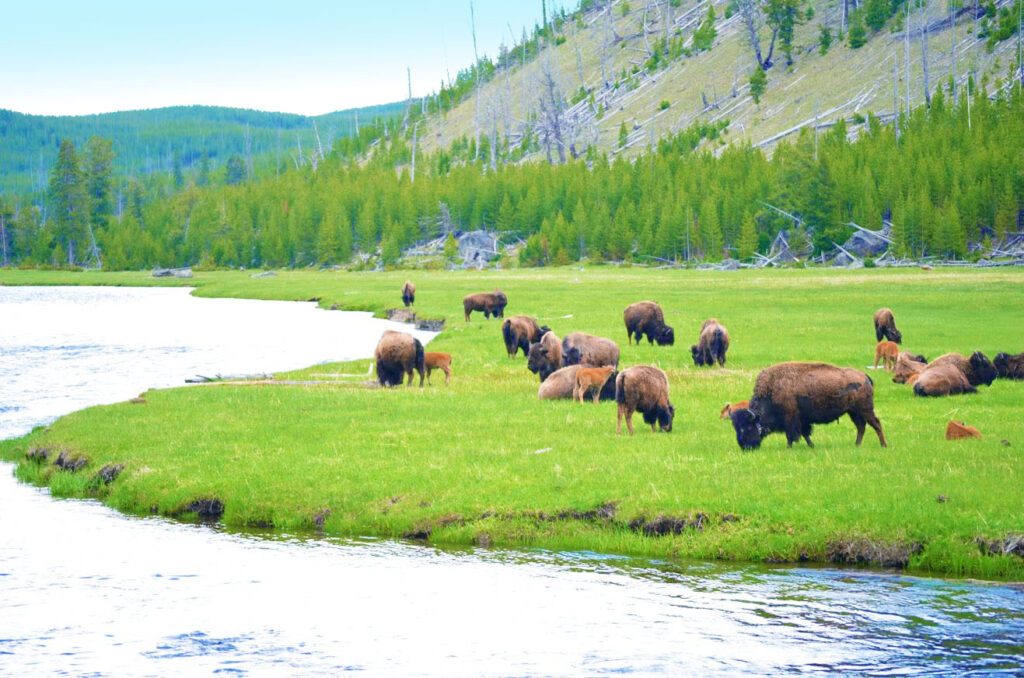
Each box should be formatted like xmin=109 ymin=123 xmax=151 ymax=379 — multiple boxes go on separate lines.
xmin=615 ymin=374 xmax=626 ymax=405
xmin=413 ymin=338 xmax=425 ymax=370
xmin=712 ymin=328 xmax=725 ymax=359
xmin=501 ymin=319 xmax=514 ymax=352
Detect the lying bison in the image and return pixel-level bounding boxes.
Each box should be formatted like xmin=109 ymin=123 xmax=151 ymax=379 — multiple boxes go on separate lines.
xmin=615 ymin=365 xmax=674 ymax=435
xmin=527 ymin=331 xmax=563 ymax=382
xmin=463 ymin=290 xmax=508 ymax=321
xmin=729 ymin=362 xmax=886 ymax=449
xmin=562 ymin=332 xmax=620 ymax=368
xmin=994 ymin=351 xmax=1024 ymax=379
xmin=538 ymin=364 xmax=617 ymax=401
xmin=873 ymin=308 xmax=902 ymax=344
xmin=892 ymin=351 xmax=928 ymax=384
xmin=374 ymin=330 xmax=425 ymax=387
xmin=623 ymin=301 xmax=674 ymax=346
xmin=691 ymin=319 xmax=729 ymax=367
xmin=913 ymin=352 xmax=996 ymax=396
xmin=401 ymin=280 xmax=415 ymax=307
xmin=502 ymin=315 xmax=548 ymax=358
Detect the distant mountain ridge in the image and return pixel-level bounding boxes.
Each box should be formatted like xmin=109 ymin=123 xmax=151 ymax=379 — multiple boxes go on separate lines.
xmin=0 ymin=102 xmax=405 ymax=196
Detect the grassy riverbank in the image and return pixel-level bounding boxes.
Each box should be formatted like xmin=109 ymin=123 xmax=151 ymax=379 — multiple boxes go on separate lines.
xmin=2 ymin=267 xmax=1023 ymax=580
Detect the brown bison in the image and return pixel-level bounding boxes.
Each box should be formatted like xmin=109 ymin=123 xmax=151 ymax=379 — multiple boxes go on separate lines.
xmin=927 ymin=352 xmax=997 ymax=388
xmin=873 ymin=308 xmax=902 ymax=344
xmin=615 ymin=365 xmax=674 ymax=435
xmin=463 ymin=290 xmax=508 ymax=321
xmin=874 ymin=340 xmax=899 ymax=371
xmin=562 ymin=332 xmax=620 ymax=368
xmin=574 ymin=365 xmax=617 ymax=404
xmin=945 ymin=421 xmax=982 ymax=439
xmin=719 ymin=401 xmax=750 ymax=419
xmin=502 ymin=315 xmax=548 ymax=358
xmin=623 ymin=301 xmax=674 ymax=346
xmin=374 ymin=330 xmax=425 ymax=387
xmin=729 ymin=362 xmax=886 ymax=449
xmin=994 ymin=351 xmax=1024 ymax=379
xmin=401 ymin=280 xmax=415 ymax=307
xmin=892 ymin=351 xmax=928 ymax=384
xmin=691 ymin=319 xmax=729 ymax=367
xmin=913 ymin=364 xmax=975 ymax=396
xmin=527 ymin=331 xmax=563 ymax=382
xmin=538 ymin=365 xmax=617 ymax=401
xmin=424 ymin=352 xmax=452 ymax=385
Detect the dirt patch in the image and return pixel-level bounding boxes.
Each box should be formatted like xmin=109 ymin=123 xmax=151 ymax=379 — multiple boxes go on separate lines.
xmin=976 ymin=535 xmax=1024 ymax=558
xmin=53 ymin=449 xmax=89 ymax=472
xmin=826 ymin=538 xmax=923 ymax=568
xmin=629 ymin=513 xmax=710 ymax=536
xmin=184 ymin=498 xmax=225 ymax=522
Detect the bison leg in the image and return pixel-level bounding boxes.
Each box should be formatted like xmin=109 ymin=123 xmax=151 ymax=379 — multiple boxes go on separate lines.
xmin=800 ymin=420 xmax=814 ymax=447
xmin=465 ymin=311 xmax=471 ymax=322
xmin=417 ymin=367 xmax=424 ymax=387
xmin=849 ymin=411 xmax=867 ymax=445
xmin=442 ymin=365 xmax=451 ymax=386
xmin=865 ymin=412 xmax=887 ymax=447
xmin=784 ymin=413 xmax=801 ymax=448
xmin=592 ymin=389 xmax=601 ymax=404
xmin=617 ymin=405 xmax=634 ymax=435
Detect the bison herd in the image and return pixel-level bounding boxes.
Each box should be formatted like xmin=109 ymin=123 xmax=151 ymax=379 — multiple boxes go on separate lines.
xmin=376 ymin=282 xmax=1017 ymax=449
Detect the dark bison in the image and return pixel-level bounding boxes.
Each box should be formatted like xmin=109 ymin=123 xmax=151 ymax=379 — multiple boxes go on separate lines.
xmin=562 ymin=332 xmax=620 ymax=368
xmin=913 ymin=352 xmax=996 ymax=396
xmin=538 ymin=364 xmax=617 ymax=401
xmin=691 ymin=319 xmax=729 ymax=367
xmin=729 ymin=362 xmax=886 ymax=449
xmin=873 ymin=308 xmax=902 ymax=344
xmin=994 ymin=351 xmax=1024 ymax=379
xmin=463 ymin=290 xmax=508 ymax=321
xmin=502 ymin=315 xmax=548 ymax=358
xmin=623 ymin=301 xmax=674 ymax=346
xmin=615 ymin=365 xmax=674 ymax=435
xmin=374 ymin=330 xmax=425 ymax=387
xmin=527 ymin=331 xmax=563 ymax=382
xmin=401 ymin=280 xmax=415 ymax=307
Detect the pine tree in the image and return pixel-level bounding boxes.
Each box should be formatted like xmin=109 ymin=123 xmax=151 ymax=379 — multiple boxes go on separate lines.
xmin=750 ymin=66 xmax=768 ymax=104
xmin=739 ymin=212 xmax=758 ymax=259
xmin=47 ymin=139 xmax=89 ymax=265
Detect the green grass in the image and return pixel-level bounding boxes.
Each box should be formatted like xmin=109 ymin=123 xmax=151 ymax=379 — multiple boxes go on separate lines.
xmin=2 ymin=266 xmax=1023 ymax=580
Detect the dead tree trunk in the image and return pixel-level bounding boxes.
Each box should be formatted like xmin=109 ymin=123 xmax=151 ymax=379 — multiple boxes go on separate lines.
xmin=950 ymin=1 xmax=957 ymax=105
xmin=470 ymin=0 xmax=481 ymax=161
xmin=921 ymin=11 xmax=931 ymax=108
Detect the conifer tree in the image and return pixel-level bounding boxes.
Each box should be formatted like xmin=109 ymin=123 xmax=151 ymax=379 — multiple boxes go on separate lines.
xmin=46 ymin=139 xmax=89 ymax=265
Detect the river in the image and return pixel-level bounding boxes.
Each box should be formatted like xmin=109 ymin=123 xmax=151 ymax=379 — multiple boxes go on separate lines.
xmin=1 ymin=286 xmax=1022 ymax=676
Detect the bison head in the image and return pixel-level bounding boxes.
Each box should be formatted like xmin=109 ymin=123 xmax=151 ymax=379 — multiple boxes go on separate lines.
xmin=642 ymin=404 xmax=674 ymax=432
xmin=527 ymin=344 xmax=547 ymax=374
xmin=886 ymin=327 xmax=903 ymax=344
xmin=970 ymin=351 xmax=997 ymax=386
xmin=537 ymin=325 xmax=551 ymax=339
xmin=563 ymin=346 xmax=583 ymax=366
xmin=909 ymin=353 xmax=927 ymax=364
xmin=690 ymin=344 xmax=704 ymax=366
xmin=655 ymin=325 xmax=675 ymax=346
xmin=729 ymin=408 xmax=765 ymax=450
xmin=994 ymin=352 xmax=1013 ymax=378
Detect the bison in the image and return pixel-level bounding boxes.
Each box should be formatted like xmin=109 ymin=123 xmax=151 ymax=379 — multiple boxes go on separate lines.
xmin=945 ymin=421 xmax=982 ymax=440
xmin=623 ymin=301 xmax=674 ymax=346
xmin=527 ymin=331 xmax=563 ymax=382
xmin=562 ymin=332 xmax=620 ymax=368
xmin=994 ymin=351 xmax=1024 ymax=379
xmin=874 ymin=340 xmax=899 ymax=371
xmin=424 ymin=351 xmax=452 ymax=385
xmin=913 ymin=364 xmax=976 ymax=397
xmin=719 ymin=401 xmax=750 ymax=419
xmin=873 ymin=308 xmax=902 ymax=344
xmin=615 ymin=365 xmax=674 ymax=435
xmin=538 ymin=364 xmax=617 ymax=401
xmin=927 ymin=352 xmax=997 ymax=388
xmin=401 ymin=280 xmax=415 ymax=307
xmin=502 ymin=315 xmax=548 ymax=358
xmin=892 ymin=351 xmax=928 ymax=384
xmin=573 ymin=365 xmax=617 ymax=404
xmin=374 ymin=330 xmax=425 ymax=387
xmin=691 ymin=319 xmax=729 ymax=367
xmin=729 ymin=361 xmax=886 ymax=449
xmin=463 ymin=290 xmax=508 ymax=321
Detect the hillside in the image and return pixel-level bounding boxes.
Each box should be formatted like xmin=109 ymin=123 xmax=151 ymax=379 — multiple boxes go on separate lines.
xmin=420 ymin=0 xmax=1022 ymax=159
xmin=0 ymin=102 xmax=405 ymax=196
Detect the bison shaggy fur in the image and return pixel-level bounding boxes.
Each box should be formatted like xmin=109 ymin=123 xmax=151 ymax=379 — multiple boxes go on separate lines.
xmin=913 ymin=364 xmax=976 ymax=397
xmin=873 ymin=308 xmax=902 ymax=344
xmin=463 ymin=290 xmax=508 ymax=321
xmin=502 ymin=315 xmax=548 ymax=358
xmin=562 ymin=332 xmax=620 ymax=368
xmin=375 ymin=330 xmax=425 ymax=387
xmin=729 ymin=361 xmax=886 ymax=449
xmin=994 ymin=351 xmax=1024 ymax=379
xmin=623 ymin=301 xmax=674 ymax=346
xmin=527 ymin=331 xmax=563 ymax=382
xmin=615 ymin=365 xmax=674 ymax=435
xmin=892 ymin=351 xmax=928 ymax=384
xmin=401 ymin=280 xmax=415 ymax=307
xmin=928 ymin=352 xmax=997 ymax=387
xmin=691 ymin=319 xmax=729 ymax=367
xmin=538 ymin=365 xmax=617 ymax=401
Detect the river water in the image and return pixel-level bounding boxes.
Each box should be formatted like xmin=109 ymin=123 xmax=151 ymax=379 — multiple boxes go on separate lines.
xmin=1 ymin=286 xmax=1022 ymax=676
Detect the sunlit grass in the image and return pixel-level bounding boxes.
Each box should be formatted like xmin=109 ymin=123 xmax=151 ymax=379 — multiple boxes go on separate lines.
xmin=1 ymin=266 xmax=1022 ymax=579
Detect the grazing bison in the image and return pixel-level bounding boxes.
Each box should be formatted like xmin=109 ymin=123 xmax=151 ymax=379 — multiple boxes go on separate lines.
xmin=615 ymin=365 xmax=674 ymax=435
xmin=892 ymin=351 xmax=928 ymax=384
xmin=719 ymin=401 xmax=750 ymax=420
xmin=623 ymin=301 xmax=674 ymax=346
xmin=945 ymin=421 xmax=982 ymax=440
xmin=502 ymin=315 xmax=548 ymax=358
xmin=873 ymin=308 xmax=902 ymax=344
xmin=729 ymin=362 xmax=886 ymax=450
xmin=463 ymin=290 xmax=508 ymax=321
xmin=574 ymin=365 xmax=617 ymax=404
xmin=527 ymin=331 xmax=563 ymax=382
xmin=424 ymin=352 xmax=452 ymax=385
xmin=928 ymin=352 xmax=997 ymax=388
xmin=562 ymin=332 xmax=620 ymax=368
xmin=538 ymin=365 xmax=617 ymax=401
xmin=874 ymin=340 xmax=899 ymax=371
xmin=401 ymin=280 xmax=416 ymax=307
xmin=691 ymin=319 xmax=729 ymax=367
xmin=913 ymin=364 xmax=977 ymax=397
xmin=994 ymin=351 xmax=1024 ymax=379
xmin=374 ymin=330 xmax=425 ymax=387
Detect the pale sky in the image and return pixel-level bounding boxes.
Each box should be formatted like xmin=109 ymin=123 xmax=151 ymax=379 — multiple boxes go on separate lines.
xmin=2 ymin=1 xmax=573 ymax=117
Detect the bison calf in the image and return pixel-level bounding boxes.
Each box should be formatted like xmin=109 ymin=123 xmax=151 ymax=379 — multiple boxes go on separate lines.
xmin=615 ymin=365 xmax=674 ymax=435
xmin=873 ymin=308 xmax=902 ymax=344
xmin=623 ymin=301 xmax=674 ymax=346
xmin=424 ymin=352 xmax=452 ymax=385
xmin=538 ymin=365 xmax=617 ymax=401
xmin=945 ymin=421 xmax=982 ymax=440
xmin=719 ymin=401 xmax=750 ymax=420
xmin=892 ymin=351 xmax=928 ymax=384
xmin=729 ymin=361 xmax=886 ymax=449
xmin=574 ymin=365 xmax=616 ymax=404
xmin=874 ymin=340 xmax=899 ymax=371
xmin=375 ymin=330 xmax=425 ymax=387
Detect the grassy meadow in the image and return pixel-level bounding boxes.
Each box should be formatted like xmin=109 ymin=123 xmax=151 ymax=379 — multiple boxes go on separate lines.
xmin=1 ymin=266 xmax=1023 ymax=580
